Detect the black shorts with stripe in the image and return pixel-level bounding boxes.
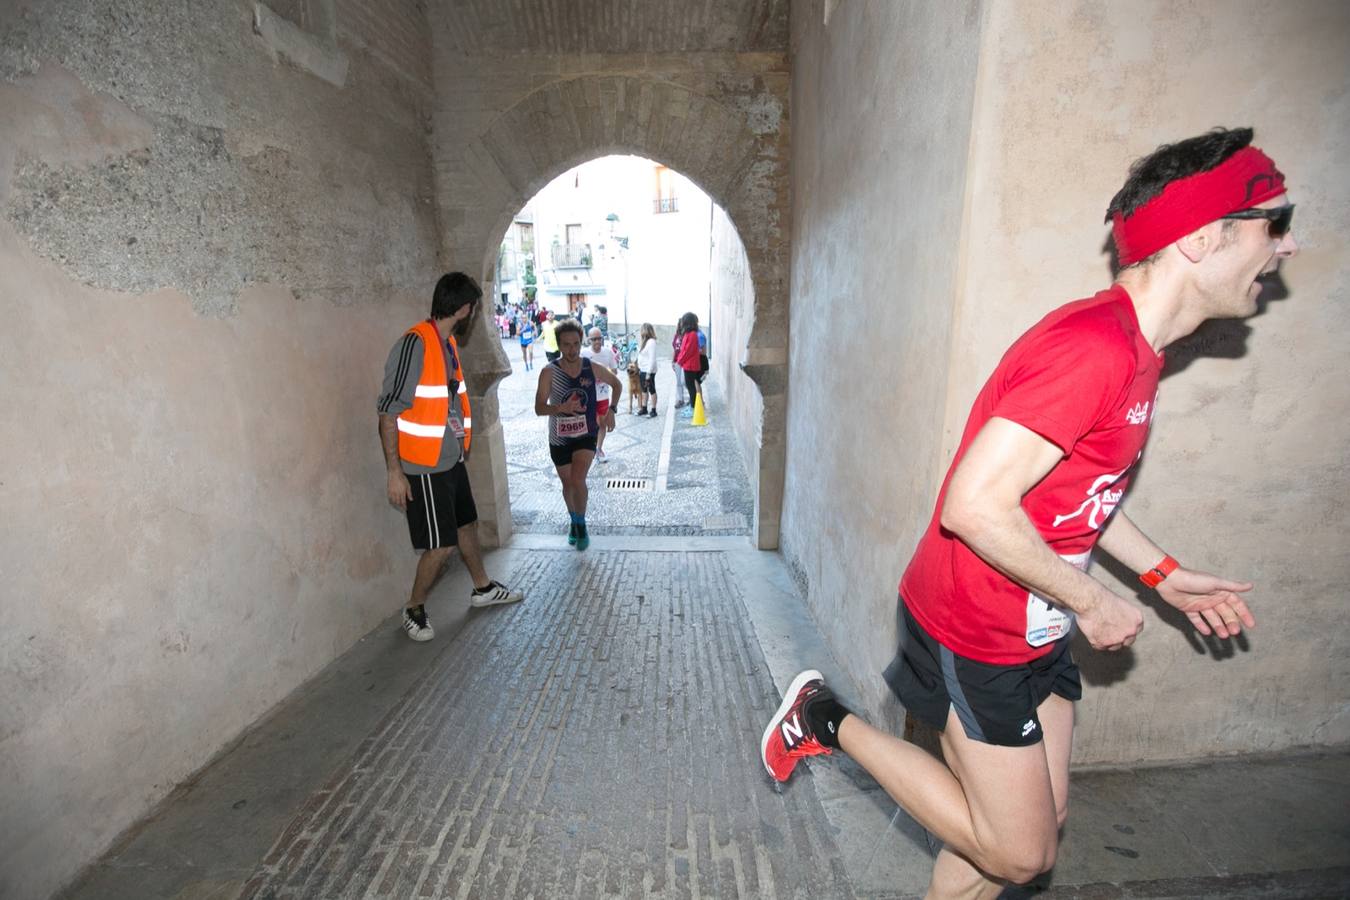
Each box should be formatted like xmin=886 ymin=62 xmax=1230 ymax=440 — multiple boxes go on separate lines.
xmin=882 ymin=598 xmax=1081 ymax=747
xmin=405 ymin=463 xmax=478 ymax=550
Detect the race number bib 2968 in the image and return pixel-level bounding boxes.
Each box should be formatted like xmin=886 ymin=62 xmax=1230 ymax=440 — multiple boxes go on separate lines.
xmin=1025 ymin=550 xmax=1092 ymax=647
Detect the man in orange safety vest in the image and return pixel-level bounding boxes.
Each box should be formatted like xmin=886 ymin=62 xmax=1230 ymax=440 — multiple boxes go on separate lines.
xmin=377 ymin=272 xmax=524 ymax=642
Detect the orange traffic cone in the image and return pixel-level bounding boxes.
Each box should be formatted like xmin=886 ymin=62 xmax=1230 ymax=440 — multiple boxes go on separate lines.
xmin=692 ymin=392 xmax=707 ymax=426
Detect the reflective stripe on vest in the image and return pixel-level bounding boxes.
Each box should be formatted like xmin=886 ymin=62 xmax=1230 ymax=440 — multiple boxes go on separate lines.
xmin=397 ymin=321 xmax=451 ymax=466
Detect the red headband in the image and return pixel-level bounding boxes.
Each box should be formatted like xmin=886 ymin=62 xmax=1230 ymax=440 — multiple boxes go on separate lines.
xmin=1111 ymin=146 xmax=1286 ymax=267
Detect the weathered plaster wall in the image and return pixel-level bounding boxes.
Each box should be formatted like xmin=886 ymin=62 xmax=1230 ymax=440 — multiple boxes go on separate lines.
xmin=426 ymin=33 xmax=792 ymax=548
xmin=710 ymin=205 xmax=770 ymax=540
xmin=945 ymin=0 xmax=1350 ymax=763
xmin=0 ymin=2 xmax=440 ymax=896
xmin=782 ymin=0 xmax=985 ymax=720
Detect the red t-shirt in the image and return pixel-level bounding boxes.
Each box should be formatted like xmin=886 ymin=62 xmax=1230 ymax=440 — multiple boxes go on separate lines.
xmin=900 ymin=285 xmax=1164 ymax=664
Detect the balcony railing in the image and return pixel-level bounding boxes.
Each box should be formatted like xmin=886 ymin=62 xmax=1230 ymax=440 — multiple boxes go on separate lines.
xmin=653 ymin=197 xmax=679 ymax=214
xmin=552 ymin=243 xmax=592 ymax=268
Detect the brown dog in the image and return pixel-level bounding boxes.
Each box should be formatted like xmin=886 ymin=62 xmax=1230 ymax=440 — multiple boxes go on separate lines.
xmin=626 ymin=362 xmax=642 ymax=413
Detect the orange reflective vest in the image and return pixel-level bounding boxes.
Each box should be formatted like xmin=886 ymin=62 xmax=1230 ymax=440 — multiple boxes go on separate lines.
xmin=396 ymin=320 xmax=472 ymax=466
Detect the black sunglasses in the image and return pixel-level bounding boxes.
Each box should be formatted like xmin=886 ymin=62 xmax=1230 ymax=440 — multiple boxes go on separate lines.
xmin=1221 ymin=204 xmax=1295 ymax=238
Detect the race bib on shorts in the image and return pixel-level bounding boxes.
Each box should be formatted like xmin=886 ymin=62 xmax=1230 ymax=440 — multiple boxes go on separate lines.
xmin=556 ymin=415 xmax=588 ymax=438
xmin=1025 ymin=549 xmax=1091 ymax=647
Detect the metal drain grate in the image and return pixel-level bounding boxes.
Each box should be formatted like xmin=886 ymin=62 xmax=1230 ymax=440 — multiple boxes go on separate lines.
xmin=605 ymin=478 xmax=652 ymax=491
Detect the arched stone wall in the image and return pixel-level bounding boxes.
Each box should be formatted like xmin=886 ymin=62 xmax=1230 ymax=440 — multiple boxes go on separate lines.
xmin=429 ymin=58 xmax=790 ymax=547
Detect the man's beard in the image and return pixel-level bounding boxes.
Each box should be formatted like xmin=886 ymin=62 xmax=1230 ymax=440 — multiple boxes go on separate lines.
xmin=452 ymin=308 xmax=475 ymax=341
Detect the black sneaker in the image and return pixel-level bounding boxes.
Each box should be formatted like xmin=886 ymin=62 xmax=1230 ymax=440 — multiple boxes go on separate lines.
xmin=402 ymin=605 xmax=434 ymax=642
xmin=649 ymin=408 xmax=659 ymax=418
xmin=638 ymin=407 xmax=648 ymax=416
xmin=575 ymin=522 xmax=590 ymax=552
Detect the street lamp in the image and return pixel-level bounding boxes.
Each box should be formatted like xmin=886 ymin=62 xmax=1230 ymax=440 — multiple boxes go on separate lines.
xmin=607 ymin=213 xmax=629 ymax=336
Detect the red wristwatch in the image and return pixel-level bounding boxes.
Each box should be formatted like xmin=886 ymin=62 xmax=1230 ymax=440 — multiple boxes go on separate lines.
xmin=1139 ymin=555 xmax=1179 ymax=588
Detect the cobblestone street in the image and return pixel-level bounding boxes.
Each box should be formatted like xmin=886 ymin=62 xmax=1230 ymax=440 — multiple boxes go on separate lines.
xmin=497 ymin=339 xmax=754 ymax=537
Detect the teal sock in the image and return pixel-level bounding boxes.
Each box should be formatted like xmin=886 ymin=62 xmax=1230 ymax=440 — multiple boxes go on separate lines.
xmin=570 ymin=512 xmax=584 ymax=525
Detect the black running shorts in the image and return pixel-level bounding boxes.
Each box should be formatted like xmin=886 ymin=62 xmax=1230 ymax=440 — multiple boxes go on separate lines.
xmin=549 ymin=436 xmax=597 ymax=467
xmin=883 ymin=598 xmax=1081 ymax=747
xmin=405 ymin=462 xmax=477 ymax=550
xmin=640 ymin=372 xmax=657 ymax=393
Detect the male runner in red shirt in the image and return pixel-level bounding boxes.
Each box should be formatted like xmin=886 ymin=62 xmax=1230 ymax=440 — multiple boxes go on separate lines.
xmin=761 ymin=127 xmax=1296 ymax=897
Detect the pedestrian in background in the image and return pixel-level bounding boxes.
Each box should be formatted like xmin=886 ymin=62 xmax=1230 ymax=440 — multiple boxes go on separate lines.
xmin=541 ymin=310 xmax=560 ymax=363
xmin=581 ymin=327 xmax=621 ymax=462
xmin=675 ymin=311 xmax=703 ymax=418
xmin=671 ymin=321 xmax=688 ymax=408
xmin=517 ymin=315 xmax=536 ymax=371
xmin=637 ymin=322 xmax=659 ymax=417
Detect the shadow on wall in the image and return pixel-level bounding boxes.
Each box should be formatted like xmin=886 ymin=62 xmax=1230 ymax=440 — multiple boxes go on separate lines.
xmin=1077 ymin=554 xmax=1254 ymax=690
xmin=1100 ymin=234 xmax=1294 ymax=379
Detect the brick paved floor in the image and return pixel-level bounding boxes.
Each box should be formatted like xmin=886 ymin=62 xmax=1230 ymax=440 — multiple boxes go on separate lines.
xmin=239 ymin=550 xmax=853 ymax=899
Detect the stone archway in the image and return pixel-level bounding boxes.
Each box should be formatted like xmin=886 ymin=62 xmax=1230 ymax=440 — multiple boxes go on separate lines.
xmin=431 ymin=66 xmax=790 ymax=549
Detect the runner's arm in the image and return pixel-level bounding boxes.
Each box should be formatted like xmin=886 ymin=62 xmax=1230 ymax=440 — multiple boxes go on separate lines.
xmin=940 ymin=416 xmax=1143 ymax=650
xmin=534 ymin=367 xmax=584 ymax=415
xmin=534 ymin=366 xmax=555 ymax=415
xmin=376 ymin=336 xmax=421 ymax=507
xmin=1097 ymin=510 xmax=1255 ymax=638
xmin=1096 ymin=510 xmax=1166 ymax=573
xmin=596 ymin=362 xmax=623 ymax=405
xmin=377 ymin=415 xmax=412 ymax=509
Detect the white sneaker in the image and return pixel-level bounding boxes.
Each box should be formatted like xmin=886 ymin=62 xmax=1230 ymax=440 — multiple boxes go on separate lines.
xmin=470 ymin=580 xmax=525 ymax=608
xmin=402 ymin=606 xmax=434 ymax=641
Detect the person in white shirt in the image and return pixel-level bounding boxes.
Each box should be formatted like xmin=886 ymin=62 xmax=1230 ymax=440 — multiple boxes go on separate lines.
xmin=636 ymin=322 xmax=659 ymax=418
xmin=581 ymin=327 xmax=621 ymax=462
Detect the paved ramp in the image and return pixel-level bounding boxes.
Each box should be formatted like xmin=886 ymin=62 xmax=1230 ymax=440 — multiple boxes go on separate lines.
xmin=240 ymin=549 xmax=852 ymax=899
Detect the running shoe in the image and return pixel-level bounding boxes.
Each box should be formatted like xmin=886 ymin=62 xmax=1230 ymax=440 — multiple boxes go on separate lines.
xmin=760 ymin=669 xmax=832 ymax=781
xmin=568 ymin=522 xmax=577 ymax=546
xmin=470 ymin=580 xmax=525 ymax=608
xmin=575 ymin=522 xmax=590 ymax=552
xmin=402 ymin=605 xmax=434 ymax=642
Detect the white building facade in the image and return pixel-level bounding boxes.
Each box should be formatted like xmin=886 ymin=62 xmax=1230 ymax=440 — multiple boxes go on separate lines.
xmin=498 ymin=155 xmax=713 ymax=334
